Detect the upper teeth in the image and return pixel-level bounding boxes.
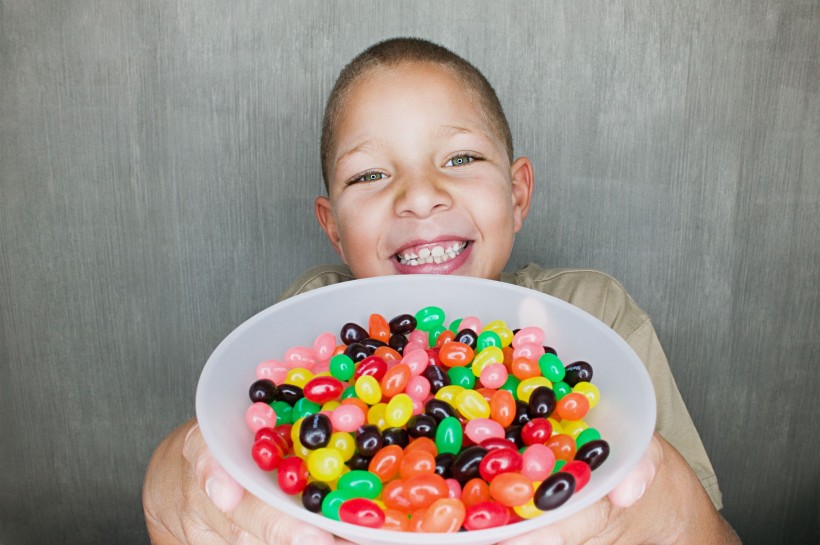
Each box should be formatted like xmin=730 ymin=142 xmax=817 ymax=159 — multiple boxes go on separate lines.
xmin=397 ymin=242 xmax=467 ymax=266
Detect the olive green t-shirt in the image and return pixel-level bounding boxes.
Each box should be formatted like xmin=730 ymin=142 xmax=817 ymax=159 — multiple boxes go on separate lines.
xmin=279 ymin=263 xmax=723 ymax=509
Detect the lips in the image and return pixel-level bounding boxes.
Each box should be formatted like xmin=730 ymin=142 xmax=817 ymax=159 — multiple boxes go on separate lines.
xmin=395 ymin=241 xmax=469 ymax=266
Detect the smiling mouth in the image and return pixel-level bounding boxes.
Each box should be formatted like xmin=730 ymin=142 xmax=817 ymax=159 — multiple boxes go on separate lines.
xmin=395 ymin=241 xmax=470 ymax=266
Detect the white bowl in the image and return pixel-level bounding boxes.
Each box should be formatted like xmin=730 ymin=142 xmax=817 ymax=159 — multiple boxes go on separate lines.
xmin=196 ymin=275 xmax=656 ymax=545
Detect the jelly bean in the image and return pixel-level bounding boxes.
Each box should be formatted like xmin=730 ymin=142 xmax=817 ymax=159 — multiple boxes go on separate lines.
xmin=344 ymin=342 xmax=371 ymax=363
xmin=311 ymin=331 xmax=337 ymax=361
xmin=338 ymin=497 xmax=385 ymax=528
xmin=576 ymin=427 xmax=602 ymax=447
xmin=513 ymin=400 xmax=532 ymax=426
xmin=389 ymin=313 xmax=417 ymax=335
xmin=435 ymin=452 xmax=456 ymax=478
xmin=573 ymin=381 xmax=600 ymax=408
xmin=382 ymin=478 xmax=412 ymax=512
xmin=400 ymin=348 xmax=428 ymax=377
xmin=425 ymin=398 xmax=458 ymax=423
xmin=464 ymin=418 xmax=505 ymax=444
xmin=366 ymin=403 xmax=388 ymax=430
xmin=340 ymin=322 xmax=368 ymax=345
xmin=561 ymin=419 xmax=588 ymax=440
xmin=408 ymin=329 xmax=427 ymax=346
xmin=251 ymin=438 xmax=282 ymax=471
xmin=406 ymin=414 xmax=437 ymax=439
xmin=329 ymin=431 xmax=356 ymax=461
xmin=451 ymin=445 xmax=488 ymax=484
xmin=561 ymin=460 xmax=592 ymax=492
xmin=292 ymin=397 xmax=321 ymax=420
xmin=415 ymin=306 xmax=445 ymax=331
xmin=521 ymin=443 xmax=556 ymax=481
xmin=511 ymin=356 xmax=541 ymax=380
xmin=546 ymin=433 xmax=577 ymax=462
xmin=354 ymin=355 xmax=388 ymax=381
xmin=271 ymin=400 xmax=293 ymax=425
xmin=367 ymin=313 xmax=390 ymax=343
xmin=399 ymin=449 xmax=436 ymax=479
xmin=528 ymin=385 xmax=557 ymax=419
xmin=575 ymin=439 xmax=610 ymax=470
xmin=388 ymin=333 xmax=409 ymax=355
xmin=438 ymin=341 xmax=473 ymax=367
xmin=480 ymin=437 xmax=518 ymax=451
xmin=513 ymin=343 xmax=545 ymax=361
xmin=245 ymin=402 xmax=277 ymax=432
xmin=521 ymin=417 xmax=553 ymax=446
xmin=249 ymin=379 xmax=278 ymax=404
xmin=409 ymin=508 xmax=427 ymax=532
xmin=368 ymin=444 xmax=404 ymax=482
xmin=459 ymin=316 xmax=482 ymax=333
xmin=346 ymin=452 xmax=372 ymax=471
xmin=460 ymin=477 xmax=490 ymax=507
xmin=328 ymin=353 xmax=355 ymax=381
xmin=404 ymin=436 xmax=438 ymax=457
xmin=517 ymin=376 xmax=552 ymax=403
xmin=472 ymin=346 xmax=504 ymax=376
xmin=489 ymin=389 xmax=516 ymax=428
xmin=385 ymin=393 xmax=413 ymax=428
xmin=478 ymin=447 xmax=523 ymax=482
xmin=428 ymin=325 xmax=448 ymax=347
xmin=374 ymin=345 xmax=402 ymax=362
xmin=505 ymin=425 xmax=524 ymax=449
xmin=303 ymin=376 xmax=344 ymax=404
xmin=444 ymin=477 xmax=461 ymax=498
xmin=447 ymin=365 xmax=475 ymax=389
xmin=489 ymin=472 xmax=533 ymax=506
xmin=564 ymin=360 xmax=593 ymax=386
xmin=476 ymin=330 xmax=502 ymax=351
xmin=405 ymin=375 xmax=431 ymax=400
xmin=454 ymin=389 xmax=491 ymax=420
xmin=556 ymin=392 xmax=590 ymax=421
xmin=420 ymin=497 xmax=466 ymax=533
xmin=512 ymin=326 xmax=545 ymax=348
xmin=330 ymin=404 xmax=364 ymax=433
xmin=355 ymin=375 xmax=382 ymax=405
xmin=255 ymin=426 xmax=287 ymax=452
xmin=538 ymin=352 xmax=566 ymax=382
xmin=381 ymin=363 xmax=411 ymax=397
xmin=285 ymin=367 xmax=313 ymax=388
xmin=479 ymin=363 xmax=508 ymax=389
xmin=301 ymin=414 xmax=332 ymax=451
xmin=302 ymin=480 xmax=331 ymax=512
xmin=355 ymin=424 xmax=383 ymax=456
xmin=463 ymin=500 xmax=509 ymax=530
xmin=533 ymin=472 xmax=576 ymax=511
xmin=256 ymin=359 xmax=289 ymax=385
xmin=435 ymin=384 xmax=464 ymax=404
xmin=382 ymin=427 xmax=410 ymax=448
xmin=321 ymin=488 xmax=355 ymax=520
xmin=382 ymin=507 xmax=411 ymax=532
xmin=452 ymin=328 xmax=477 ymax=350
xmin=307 ymin=447 xmax=345 ymax=482
xmin=405 ymin=473 xmax=449 ymax=508
xmin=277 ymin=456 xmax=309 ymax=495
xmin=552 ymin=380 xmax=572 ymax=399
xmin=548 ymin=417 xmax=564 ymax=436
xmin=513 ymin=496 xmax=543 ymax=520
xmin=421 ymin=364 xmax=450 ymax=393
xmin=277 ymin=383 xmax=304 ymax=406
xmin=338 ymin=469 xmax=383 ymax=499
xmin=434 ymin=416 xmax=463 ymax=455
xmin=499 ymin=374 xmax=521 ymax=400
xmin=284 ymin=346 xmax=317 ymax=370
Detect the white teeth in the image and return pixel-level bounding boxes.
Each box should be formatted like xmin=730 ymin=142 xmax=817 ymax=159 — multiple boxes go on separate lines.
xmin=396 ymin=242 xmax=468 ymax=266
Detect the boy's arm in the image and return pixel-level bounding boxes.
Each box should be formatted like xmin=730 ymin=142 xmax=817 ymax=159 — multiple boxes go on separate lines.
xmin=142 ymin=419 xmax=349 ymax=545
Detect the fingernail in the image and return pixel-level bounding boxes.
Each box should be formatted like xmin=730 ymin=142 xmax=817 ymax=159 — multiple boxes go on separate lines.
xmin=292 ymin=534 xmax=318 ymax=545
xmin=205 ymin=475 xmax=241 ymax=512
xmin=626 ymin=480 xmax=647 ymax=504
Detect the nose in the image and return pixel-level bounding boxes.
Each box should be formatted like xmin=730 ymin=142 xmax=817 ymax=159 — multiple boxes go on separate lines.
xmin=393 ymin=169 xmax=453 ymax=219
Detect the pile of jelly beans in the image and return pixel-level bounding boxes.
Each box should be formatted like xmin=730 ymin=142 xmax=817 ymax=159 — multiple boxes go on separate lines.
xmin=244 ymin=307 xmax=610 ymax=532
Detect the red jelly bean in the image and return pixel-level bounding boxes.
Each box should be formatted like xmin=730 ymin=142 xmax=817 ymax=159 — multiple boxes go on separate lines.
xmin=478 ymin=447 xmax=523 ymax=482
xmin=277 ymin=456 xmax=308 ymax=495
xmin=251 ymin=438 xmax=282 ymax=471
xmin=354 ymin=355 xmax=388 ymax=381
xmin=561 ymin=460 xmax=592 ymax=492
xmin=463 ymin=500 xmax=510 ymax=531
xmin=521 ymin=417 xmax=553 ymax=445
xmin=339 ymin=497 xmax=386 ymax=528
xmin=303 ymin=376 xmax=344 ymax=404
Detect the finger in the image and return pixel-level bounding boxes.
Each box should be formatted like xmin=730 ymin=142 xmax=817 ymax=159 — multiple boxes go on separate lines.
xmin=227 ymin=492 xmax=340 ymax=545
xmin=497 ymin=498 xmax=614 ymax=545
xmin=183 ymin=422 xmax=246 ymax=512
xmin=607 ymin=434 xmax=663 ymax=508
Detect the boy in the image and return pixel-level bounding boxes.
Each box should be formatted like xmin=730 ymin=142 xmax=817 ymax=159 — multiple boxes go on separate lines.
xmin=144 ymin=38 xmax=739 ymax=544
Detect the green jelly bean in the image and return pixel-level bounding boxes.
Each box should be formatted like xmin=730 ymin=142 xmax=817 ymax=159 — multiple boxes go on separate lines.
xmin=576 ymin=427 xmax=602 ymax=448
xmin=271 ymin=401 xmax=293 ymax=425
xmin=435 ymin=416 xmax=463 ymax=455
xmin=448 ymin=318 xmax=463 ymax=334
xmin=415 ymin=306 xmax=445 ymax=331
xmin=340 ymin=385 xmax=358 ymax=400
xmin=552 ymin=380 xmax=572 ymax=400
xmin=321 ymin=488 xmax=355 ymax=520
xmin=428 ymin=324 xmax=447 ymax=347
xmin=551 ymin=459 xmax=567 ymax=474
xmin=500 ymin=374 xmax=521 ymax=400
xmin=293 ymin=397 xmax=321 ymax=420
xmin=337 ymin=470 xmax=383 ymax=499
xmin=447 ymin=366 xmax=476 ymax=389
xmin=476 ymin=330 xmax=502 ymax=351
xmin=329 ymin=353 xmax=355 ymax=381
xmin=539 ymin=353 xmax=566 ymax=382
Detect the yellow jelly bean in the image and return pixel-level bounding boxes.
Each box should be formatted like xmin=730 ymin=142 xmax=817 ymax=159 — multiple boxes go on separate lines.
xmin=285 ymin=367 xmax=313 ymax=388
xmin=435 ymin=385 xmax=464 ymax=404
xmin=472 ymin=346 xmax=504 ymax=376
xmin=517 ymin=376 xmax=552 ymax=403
xmin=291 ymin=417 xmax=304 ymax=444
xmin=367 ymin=402 xmax=388 ymax=430
xmin=513 ymin=494 xmax=543 ymax=519
xmin=385 ymin=393 xmax=414 ymax=428
xmin=455 ymin=389 xmax=491 ymax=420
xmin=307 ymin=447 xmax=345 ymax=482
xmin=355 ymin=375 xmax=382 ymax=405
xmin=561 ymin=419 xmax=588 ymax=439
xmin=548 ymin=417 xmax=564 ymax=435
xmin=321 ymin=400 xmax=341 ymax=413
xmin=329 ymin=431 xmax=356 ymax=461
xmin=483 ymin=320 xmax=514 ymax=347
xmin=572 ymin=381 xmax=600 ymax=408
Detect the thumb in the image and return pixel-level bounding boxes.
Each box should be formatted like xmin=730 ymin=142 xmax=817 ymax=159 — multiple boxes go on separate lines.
xmin=183 ymin=421 xmax=246 ymax=512
xmin=607 ymin=433 xmax=663 ymax=507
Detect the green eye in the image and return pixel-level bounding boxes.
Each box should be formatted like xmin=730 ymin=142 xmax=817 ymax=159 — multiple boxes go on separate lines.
xmin=353 ymin=171 xmax=387 ymax=184
xmin=446 ymin=155 xmax=476 ymax=167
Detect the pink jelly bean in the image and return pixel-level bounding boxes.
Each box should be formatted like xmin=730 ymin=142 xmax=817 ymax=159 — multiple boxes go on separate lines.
xmin=459 ymin=316 xmax=482 ymax=333
xmin=284 ymin=346 xmax=317 ymax=369
xmin=479 ymin=363 xmax=508 ymax=389
xmin=312 ymin=332 xmax=337 ymax=361
xmin=521 ymin=443 xmax=556 ymax=481
xmin=465 ymin=418 xmax=505 ymax=444
xmin=408 ymin=329 xmax=428 ymax=346
xmin=512 ymin=343 xmax=545 ymax=361
xmin=512 ymin=326 xmax=545 ymax=348
xmin=406 ymin=375 xmax=431 ymax=400
xmin=410 ymin=396 xmax=424 ymax=416
xmin=445 ymin=478 xmax=462 ymax=499
xmin=330 ymin=404 xmax=365 ymax=432
xmin=245 ymin=402 xmax=277 ymax=432
xmin=401 ymin=348 xmax=429 ymax=376
xmin=312 ymin=360 xmax=330 ymax=375
xmin=403 ymin=340 xmax=426 ymax=356
xmin=256 ymin=360 xmax=289 ymax=384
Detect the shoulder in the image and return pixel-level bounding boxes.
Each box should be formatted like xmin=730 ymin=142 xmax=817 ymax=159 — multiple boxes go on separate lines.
xmin=504 ymin=263 xmax=651 ymax=341
xmin=277 ymin=264 xmax=356 ymax=301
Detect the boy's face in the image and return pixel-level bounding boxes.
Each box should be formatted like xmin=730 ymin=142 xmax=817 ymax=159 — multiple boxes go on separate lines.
xmin=315 ymin=62 xmax=533 ymax=280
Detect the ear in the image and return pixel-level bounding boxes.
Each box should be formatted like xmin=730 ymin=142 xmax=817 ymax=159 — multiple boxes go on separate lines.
xmin=510 ymin=156 xmax=534 ymax=233
xmin=314 ymin=195 xmax=347 ymax=262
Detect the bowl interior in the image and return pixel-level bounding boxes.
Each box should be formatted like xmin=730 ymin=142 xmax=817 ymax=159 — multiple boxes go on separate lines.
xmin=196 ymin=274 xmax=656 ymax=545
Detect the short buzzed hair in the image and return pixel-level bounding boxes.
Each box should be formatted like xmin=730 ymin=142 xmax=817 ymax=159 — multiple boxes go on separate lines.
xmin=320 ymin=37 xmax=514 ymax=189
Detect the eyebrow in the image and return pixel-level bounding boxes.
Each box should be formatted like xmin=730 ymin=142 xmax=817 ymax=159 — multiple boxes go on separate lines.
xmin=334 ymin=138 xmax=383 ymax=171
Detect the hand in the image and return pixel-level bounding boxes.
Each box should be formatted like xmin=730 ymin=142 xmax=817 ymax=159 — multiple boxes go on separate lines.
xmin=497 ymin=434 xmax=739 ymax=545
xmin=143 ymin=419 xmax=353 ymax=545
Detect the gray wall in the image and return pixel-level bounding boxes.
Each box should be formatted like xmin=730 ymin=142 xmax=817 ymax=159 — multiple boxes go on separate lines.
xmin=1 ymin=1 xmax=818 ymax=543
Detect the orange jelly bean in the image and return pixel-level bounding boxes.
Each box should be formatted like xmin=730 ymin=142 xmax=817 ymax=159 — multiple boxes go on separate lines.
xmin=399 ymin=449 xmax=436 ymax=479
xmin=511 ymin=357 xmax=542 ymax=380
xmin=490 ymin=389 xmax=516 ymax=428
xmin=404 ymin=473 xmax=449 ymax=509
xmin=382 ymin=479 xmax=413 ymax=513
xmin=368 ymin=313 xmax=390 ymax=343
xmin=374 ymin=345 xmax=402 ymax=363
xmin=556 ymin=392 xmax=590 ymax=421
xmin=489 ymin=472 xmax=534 ymax=507
xmin=404 ymin=436 xmax=438 ymax=457
xmin=434 ymin=329 xmax=455 ymax=348
xmin=546 ymin=433 xmax=577 ymax=462
xmin=438 ymin=341 xmax=474 ymax=367
xmin=382 ymin=508 xmax=411 ymax=531
xmin=369 ymin=444 xmax=404 ymax=482
xmin=381 ymin=363 xmax=411 ymax=398
xmin=460 ymin=477 xmax=490 ymax=507
xmin=420 ymin=498 xmax=466 ymax=533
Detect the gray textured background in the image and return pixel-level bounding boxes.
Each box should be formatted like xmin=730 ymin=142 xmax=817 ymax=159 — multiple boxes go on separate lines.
xmin=1 ymin=1 xmax=818 ymax=544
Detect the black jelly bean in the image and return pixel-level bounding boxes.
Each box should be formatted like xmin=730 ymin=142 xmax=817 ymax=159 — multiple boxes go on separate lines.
xmin=361 ymin=337 xmax=387 ymax=352
xmin=300 ymin=413 xmax=332 ymax=450
xmin=248 ymin=379 xmax=278 ymax=404
xmin=451 ymin=445 xmax=488 ymax=484
xmin=422 ymin=364 xmax=450 ymax=393
xmin=575 ymin=439 xmax=610 ymax=470
xmin=424 ymin=398 xmax=458 ymax=423
xmin=301 ymin=481 xmax=331 ymax=512
xmin=355 ymin=425 xmax=383 ymax=457
xmin=389 ymin=313 xmax=416 ymax=335
xmin=406 ymin=414 xmax=437 ymax=439
xmin=340 ymin=322 xmax=368 ymax=345
xmin=534 ymin=472 xmax=576 ymax=510
xmin=434 ymin=453 xmax=456 ymax=478
xmin=344 ymin=342 xmax=370 ymax=362
xmin=388 ymin=333 xmax=408 ymax=354
xmin=543 ymin=346 xmax=557 ymax=356
xmin=454 ymin=328 xmax=478 ymax=349
xmin=346 ymin=453 xmax=372 ymax=471
xmin=277 ymin=384 xmax=303 ymax=406
xmin=505 ymin=425 xmax=524 ymax=448
xmin=564 ymin=361 xmax=593 ymax=387
xmin=382 ymin=427 xmax=410 ymax=449
xmin=513 ymin=400 xmax=532 ymax=426
xmin=528 ymin=385 xmax=557 ymax=419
